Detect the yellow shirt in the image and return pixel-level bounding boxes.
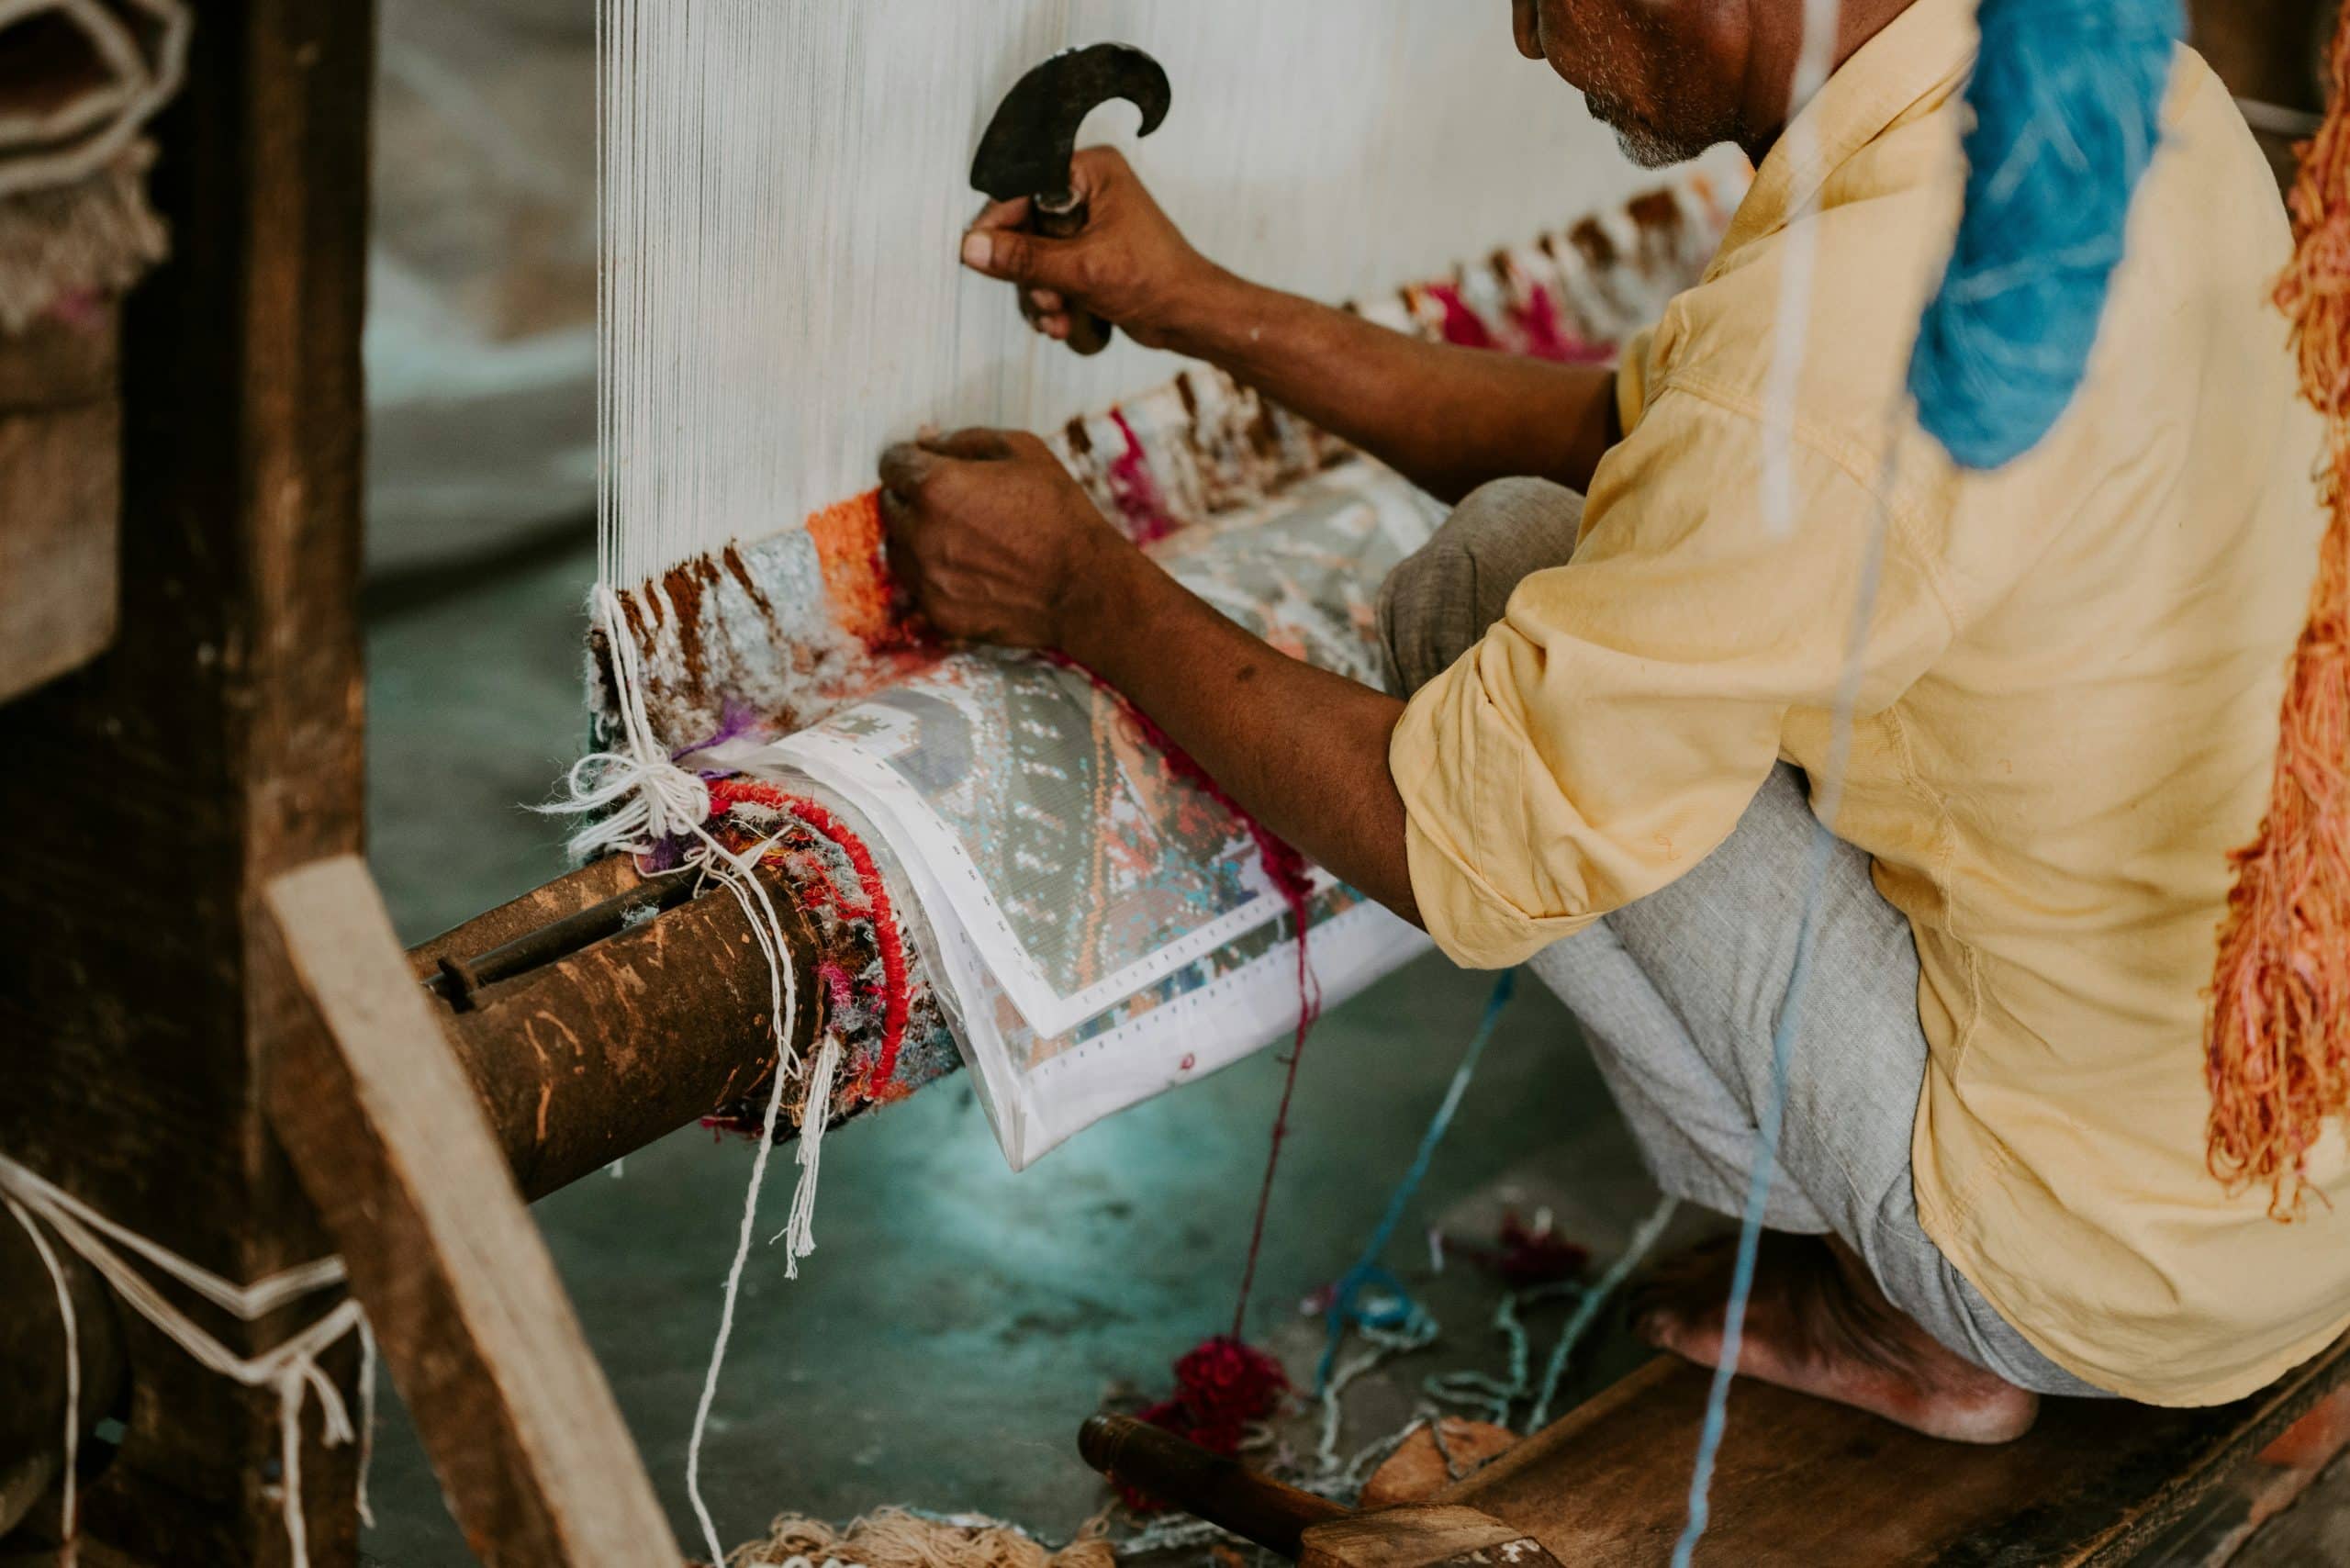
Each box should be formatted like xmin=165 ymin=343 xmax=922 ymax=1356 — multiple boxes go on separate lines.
xmin=1392 ymin=0 xmax=2348 ymax=1406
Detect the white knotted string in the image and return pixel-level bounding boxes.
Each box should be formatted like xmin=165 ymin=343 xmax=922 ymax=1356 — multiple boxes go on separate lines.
xmin=554 ymin=585 xmax=715 ymax=862
xmin=543 ymin=583 xmax=850 ymax=1565
xmin=4 ymin=1191 xmax=79 ymax=1550
xmin=0 ymin=1152 xmax=375 ymax=1568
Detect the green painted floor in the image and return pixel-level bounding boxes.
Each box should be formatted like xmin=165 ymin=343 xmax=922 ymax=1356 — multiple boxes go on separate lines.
xmin=357 ymin=533 xmax=1661 ymax=1566
xmin=354 ymin=523 xmax=2350 ymax=1568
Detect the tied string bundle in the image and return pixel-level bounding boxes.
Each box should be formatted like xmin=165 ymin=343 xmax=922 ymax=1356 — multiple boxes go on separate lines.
xmin=1908 ymin=0 xmax=2182 ymax=470
xmin=0 ymin=1153 xmax=375 ymax=1568
xmin=2208 ymin=3 xmax=2350 ymax=1218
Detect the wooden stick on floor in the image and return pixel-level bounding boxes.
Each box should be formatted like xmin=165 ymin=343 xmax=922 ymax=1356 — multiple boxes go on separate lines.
xmin=262 ymin=854 xmax=682 ymax=1567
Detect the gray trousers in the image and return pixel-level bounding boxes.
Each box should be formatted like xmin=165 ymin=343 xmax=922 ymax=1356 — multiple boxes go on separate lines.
xmin=1381 ymin=477 xmax=2109 ymax=1398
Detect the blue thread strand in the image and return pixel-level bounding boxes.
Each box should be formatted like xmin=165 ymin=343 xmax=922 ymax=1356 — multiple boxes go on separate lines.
xmin=1669 ymin=820 xmax=1840 ymax=1568
xmin=1909 ymin=0 xmax=2184 ymax=470
xmin=1315 ymin=969 xmax=1517 ymax=1394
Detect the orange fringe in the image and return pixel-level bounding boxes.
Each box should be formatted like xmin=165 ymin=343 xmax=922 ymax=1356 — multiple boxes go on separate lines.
xmin=2207 ymin=10 xmax=2350 ymax=1217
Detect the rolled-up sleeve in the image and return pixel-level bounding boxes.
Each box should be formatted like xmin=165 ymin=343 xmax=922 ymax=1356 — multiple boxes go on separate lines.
xmin=1391 ymin=387 xmax=1956 ymax=969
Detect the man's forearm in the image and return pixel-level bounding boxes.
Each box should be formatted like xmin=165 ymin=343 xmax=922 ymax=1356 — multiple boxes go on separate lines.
xmin=1060 ymin=538 xmax=1421 ymax=924
xmin=1166 ymin=269 xmax=1619 ymax=505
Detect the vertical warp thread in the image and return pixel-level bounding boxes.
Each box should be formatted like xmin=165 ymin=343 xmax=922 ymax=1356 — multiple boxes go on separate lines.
xmin=1674 ymin=0 xmax=1846 ymax=1556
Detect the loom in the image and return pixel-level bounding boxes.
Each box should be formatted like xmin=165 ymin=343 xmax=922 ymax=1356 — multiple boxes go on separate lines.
xmin=6 ymin=3 xmax=2350 ymax=1566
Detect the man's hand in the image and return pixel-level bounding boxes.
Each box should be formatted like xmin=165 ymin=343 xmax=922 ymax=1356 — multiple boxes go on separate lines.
xmin=962 ymin=147 xmax=1227 ymax=353
xmin=878 ymin=427 xmax=1421 ymax=927
xmin=878 ymin=429 xmax=1139 ymax=651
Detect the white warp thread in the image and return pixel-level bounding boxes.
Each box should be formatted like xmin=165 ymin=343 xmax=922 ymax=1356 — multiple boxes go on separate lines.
xmin=593 ymin=0 xmax=1656 ymax=588
xmin=0 ymin=1151 xmax=375 ymax=1568
xmin=542 ymin=584 xmax=829 ymax=1564
xmin=1675 ymin=3 xmax=1922 ymax=1563
xmin=1758 ymin=0 xmax=1843 ymax=541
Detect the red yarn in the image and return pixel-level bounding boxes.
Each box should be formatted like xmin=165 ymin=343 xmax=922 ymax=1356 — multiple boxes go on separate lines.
xmin=1450 ymin=1211 xmax=1591 ymax=1289
xmin=1045 ymin=656 xmax=1320 ymax=1507
xmin=1423 ymin=282 xmax=1500 ymax=351
xmin=1118 ymin=1337 xmax=1290 ymax=1513
xmin=710 ymin=777 xmax=913 ymax=1099
xmin=1105 ymin=407 xmax=1182 ymax=545
xmin=1050 ymin=659 xmax=1323 ymax=1338
xmin=1509 ymin=283 xmax=1616 ymax=366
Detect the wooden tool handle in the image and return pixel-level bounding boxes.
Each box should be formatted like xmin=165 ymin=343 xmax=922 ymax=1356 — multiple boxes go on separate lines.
xmin=1080 ymin=1415 xmax=1347 ymax=1559
xmin=1034 ymin=198 xmax=1113 ymax=356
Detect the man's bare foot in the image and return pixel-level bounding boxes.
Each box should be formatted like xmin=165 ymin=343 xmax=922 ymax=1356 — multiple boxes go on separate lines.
xmin=1630 ymin=1232 xmax=2040 ymax=1444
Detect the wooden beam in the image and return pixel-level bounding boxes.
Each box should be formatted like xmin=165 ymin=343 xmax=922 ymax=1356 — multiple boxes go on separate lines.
xmin=0 ymin=1 xmax=375 ymax=1560
xmin=262 ymin=856 xmax=681 ymax=1568
xmin=423 ymin=861 xmax=831 ymax=1200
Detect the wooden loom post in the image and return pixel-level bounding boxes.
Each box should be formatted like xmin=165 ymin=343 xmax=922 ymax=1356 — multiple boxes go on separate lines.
xmin=0 ymin=1 xmax=375 ymax=1561
xmin=260 ymin=857 xmax=681 ymax=1565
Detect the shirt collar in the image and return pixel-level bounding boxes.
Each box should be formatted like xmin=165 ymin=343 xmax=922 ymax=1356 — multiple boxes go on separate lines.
xmin=1711 ymin=0 xmax=1979 ymax=268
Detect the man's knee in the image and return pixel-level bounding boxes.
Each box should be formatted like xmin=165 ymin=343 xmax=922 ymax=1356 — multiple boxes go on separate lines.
xmin=1379 ymin=476 xmax=1585 ymax=697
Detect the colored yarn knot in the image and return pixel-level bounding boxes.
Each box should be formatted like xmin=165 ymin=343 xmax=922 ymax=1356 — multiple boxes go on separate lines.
xmin=1453 ymin=1211 xmax=1590 ymax=1291
xmin=1908 ymin=0 xmax=2184 ymax=471
xmin=1119 ymin=1337 xmax=1290 ymax=1513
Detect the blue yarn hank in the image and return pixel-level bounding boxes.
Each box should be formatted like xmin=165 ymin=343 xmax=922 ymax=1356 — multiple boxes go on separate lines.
xmin=1908 ymin=0 xmax=2185 ymax=472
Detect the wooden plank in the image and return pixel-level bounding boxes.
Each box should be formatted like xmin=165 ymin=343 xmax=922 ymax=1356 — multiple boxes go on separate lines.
xmin=1440 ymin=1339 xmax=2350 ymax=1567
xmin=0 ymin=1 xmax=376 ymax=1560
xmin=262 ymin=856 xmax=681 ymax=1568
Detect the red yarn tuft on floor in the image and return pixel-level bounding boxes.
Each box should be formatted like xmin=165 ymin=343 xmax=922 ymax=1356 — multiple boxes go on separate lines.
xmin=1118 ymin=1337 xmax=1291 ymax=1513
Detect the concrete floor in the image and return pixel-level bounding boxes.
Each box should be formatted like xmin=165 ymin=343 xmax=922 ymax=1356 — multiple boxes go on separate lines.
xmin=355 ymin=530 xmax=2350 ymax=1567
xmin=358 ymin=532 xmax=1658 ymax=1565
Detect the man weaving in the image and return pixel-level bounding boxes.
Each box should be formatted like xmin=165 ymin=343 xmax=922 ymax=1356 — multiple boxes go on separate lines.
xmin=878 ymin=0 xmax=2350 ymax=1439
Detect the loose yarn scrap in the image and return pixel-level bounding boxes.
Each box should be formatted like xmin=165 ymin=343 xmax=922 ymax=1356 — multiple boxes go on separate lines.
xmin=730 ymin=1506 xmax=1113 ymax=1568
xmin=2208 ymin=6 xmax=2350 ymax=1218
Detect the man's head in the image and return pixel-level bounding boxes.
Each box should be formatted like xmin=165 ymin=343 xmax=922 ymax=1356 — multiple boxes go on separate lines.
xmin=1509 ymin=1 xmax=1915 ymax=168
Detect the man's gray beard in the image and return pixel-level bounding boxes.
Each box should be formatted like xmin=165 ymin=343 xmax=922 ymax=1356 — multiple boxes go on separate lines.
xmin=1610 ymin=120 xmax=1703 ymax=169
xmin=1590 ymin=93 xmax=1712 ymax=168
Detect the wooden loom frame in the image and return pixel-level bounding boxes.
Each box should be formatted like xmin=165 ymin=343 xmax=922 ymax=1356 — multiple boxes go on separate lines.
xmin=3 ymin=2 xmax=2350 ymax=1565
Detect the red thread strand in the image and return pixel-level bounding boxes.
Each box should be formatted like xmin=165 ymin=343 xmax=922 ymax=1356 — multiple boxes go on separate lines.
xmin=1105 ymin=407 xmax=1181 ymax=545
xmin=1049 ymin=655 xmax=1321 ymax=1338
xmin=1423 ymin=281 xmax=1501 ymax=351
